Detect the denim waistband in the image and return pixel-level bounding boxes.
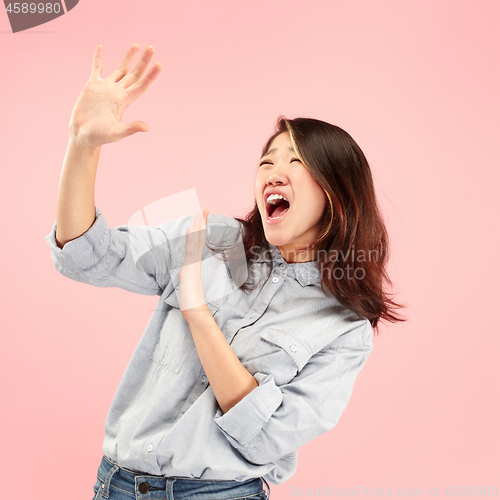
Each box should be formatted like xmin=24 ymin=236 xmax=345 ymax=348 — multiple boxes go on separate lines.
xmin=95 ymin=456 xmax=271 ymax=500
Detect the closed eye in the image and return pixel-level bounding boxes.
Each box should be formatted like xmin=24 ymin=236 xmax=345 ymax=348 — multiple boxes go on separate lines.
xmin=258 ymin=158 xmax=302 ymax=167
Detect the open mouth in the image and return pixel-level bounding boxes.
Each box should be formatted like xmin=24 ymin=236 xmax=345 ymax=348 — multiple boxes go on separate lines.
xmin=265 ymin=193 xmax=290 ymax=220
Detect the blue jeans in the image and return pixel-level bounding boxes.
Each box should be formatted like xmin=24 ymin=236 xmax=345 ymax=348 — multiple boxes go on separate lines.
xmin=92 ymin=456 xmax=271 ymax=500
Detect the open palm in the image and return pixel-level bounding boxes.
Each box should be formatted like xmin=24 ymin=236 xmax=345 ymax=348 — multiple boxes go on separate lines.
xmin=69 ymin=43 xmax=162 ymax=147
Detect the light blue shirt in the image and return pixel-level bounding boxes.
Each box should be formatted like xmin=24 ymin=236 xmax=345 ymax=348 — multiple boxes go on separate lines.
xmin=44 ymin=206 xmax=373 ymax=485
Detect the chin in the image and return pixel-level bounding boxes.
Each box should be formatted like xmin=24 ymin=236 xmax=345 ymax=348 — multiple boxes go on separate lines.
xmin=262 ymin=229 xmax=292 ymax=247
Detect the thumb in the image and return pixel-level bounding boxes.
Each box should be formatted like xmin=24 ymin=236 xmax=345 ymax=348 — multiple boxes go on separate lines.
xmin=124 ymin=120 xmax=150 ymax=134
xmin=112 ymin=121 xmax=150 ymax=142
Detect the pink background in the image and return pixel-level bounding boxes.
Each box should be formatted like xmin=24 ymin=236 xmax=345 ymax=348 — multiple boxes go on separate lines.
xmin=1 ymin=0 xmax=499 ymax=498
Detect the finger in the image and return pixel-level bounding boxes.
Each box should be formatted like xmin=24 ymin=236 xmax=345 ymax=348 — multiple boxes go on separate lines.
xmin=124 ymin=120 xmax=150 ymax=133
xmin=125 ymin=62 xmax=162 ymax=103
xmin=120 ymin=45 xmax=155 ymax=89
xmin=191 ymin=212 xmax=201 ymax=231
xmin=90 ymin=44 xmax=104 ymax=79
xmin=197 ymin=211 xmax=206 ymax=230
xmin=202 ymin=209 xmax=209 ymax=227
xmin=108 ymin=43 xmax=141 ymax=83
xmin=188 ymin=213 xmax=204 ymax=240
xmin=108 ymin=121 xmax=150 ymax=142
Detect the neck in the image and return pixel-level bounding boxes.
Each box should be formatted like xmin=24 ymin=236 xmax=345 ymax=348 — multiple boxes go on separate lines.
xmin=277 ymin=244 xmax=317 ymax=263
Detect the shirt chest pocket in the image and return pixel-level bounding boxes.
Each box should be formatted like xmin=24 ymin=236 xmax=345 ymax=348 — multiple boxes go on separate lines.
xmin=246 ymin=328 xmax=312 ymax=386
xmin=151 ymin=289 xmax=220 ymax=374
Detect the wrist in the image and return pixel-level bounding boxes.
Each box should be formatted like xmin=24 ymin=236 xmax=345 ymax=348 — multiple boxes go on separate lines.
xmin=68 ymin=127 xmax=102 ymax=153
xmin=182 ymin=303 xmax=211 ymax=324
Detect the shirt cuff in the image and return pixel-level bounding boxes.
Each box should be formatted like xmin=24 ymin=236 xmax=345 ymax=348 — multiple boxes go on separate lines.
xmin=213 ymin=372 xmax=283 ymax=447
xmin=44 ymin=205 xmax=110 ymax=271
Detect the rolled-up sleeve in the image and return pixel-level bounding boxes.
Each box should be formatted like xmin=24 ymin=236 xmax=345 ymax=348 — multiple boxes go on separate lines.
xmin=44 ymin=205 xmax=171 ymax=296
xmin=213 ymin=323 xmax=373 ymax=465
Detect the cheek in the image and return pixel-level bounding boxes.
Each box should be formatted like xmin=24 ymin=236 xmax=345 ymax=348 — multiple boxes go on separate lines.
xmin=318 ymin=189 xmax=328 ymax=216
xmin=306 ymin=192 xmax=327 ymax=225
xmin=314 ymin=186 xmax=327 ymax=213
xmin=299 ymin=172 xmax=327 ymax=216
xmin=254 ymin=177 xmax=264 ymax=210
xmin=254 ymin=179 xmax=260 ymax=201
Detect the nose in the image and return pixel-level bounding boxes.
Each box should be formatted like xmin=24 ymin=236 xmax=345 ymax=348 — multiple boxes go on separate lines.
xmin=267 ymin=177 xmax=284 ymax=186
xmin=265 ymin=164 xmax=288 ymax=186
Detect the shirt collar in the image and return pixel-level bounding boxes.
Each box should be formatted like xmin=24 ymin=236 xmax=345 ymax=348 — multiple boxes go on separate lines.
xmin=253 ymin=244 xmax=321 ymax=286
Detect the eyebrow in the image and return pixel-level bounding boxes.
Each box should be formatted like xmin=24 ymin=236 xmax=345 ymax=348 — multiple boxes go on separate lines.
xmin=261 ymin=146 xmax=296 ymax=159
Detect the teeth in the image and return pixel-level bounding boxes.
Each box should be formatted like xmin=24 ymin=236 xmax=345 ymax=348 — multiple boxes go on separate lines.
xmin=266 ymin=193 xmax=288 ymax=205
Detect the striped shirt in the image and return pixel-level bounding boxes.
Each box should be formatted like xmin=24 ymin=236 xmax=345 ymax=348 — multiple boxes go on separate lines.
xmin=44 ymin=205 xmax=373 ymax=485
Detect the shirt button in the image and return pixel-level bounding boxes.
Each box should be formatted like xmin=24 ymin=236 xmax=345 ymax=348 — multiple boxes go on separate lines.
xmin=201 ymin=375 xmax=207 ymax=383
xmin=290 ymin=345 xmax=297 ymax=352
xmin=250 ymin=313 xmax=256 ymax=319
xmin=147 ymin=444 xmax=153 ymax=452
xmin=272 ymin=276 xmax=279 ymax=283
xmin=280 ymin=263 xmax=286 ymax=270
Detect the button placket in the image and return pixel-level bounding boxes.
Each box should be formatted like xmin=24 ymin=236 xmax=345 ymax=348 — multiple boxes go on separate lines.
xmin=258 ymin=328 xmax=312 ymax=372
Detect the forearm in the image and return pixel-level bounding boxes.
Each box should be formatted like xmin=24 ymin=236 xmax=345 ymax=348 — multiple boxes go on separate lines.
xmin=55 ymin=134 xmax=101 ymax=248
xmin=186 ymin=307 xmax=259 ymax=414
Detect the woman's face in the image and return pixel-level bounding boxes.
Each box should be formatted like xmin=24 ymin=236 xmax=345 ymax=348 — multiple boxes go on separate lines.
xmin=255 ymin=131 xmax=327 ymax=262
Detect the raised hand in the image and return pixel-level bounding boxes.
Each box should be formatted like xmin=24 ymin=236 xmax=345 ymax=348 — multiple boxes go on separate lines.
xmin=68 ymin=43 xmax=162 ymax=148
xmin=178 ymin=209 xmax=211 ymax=317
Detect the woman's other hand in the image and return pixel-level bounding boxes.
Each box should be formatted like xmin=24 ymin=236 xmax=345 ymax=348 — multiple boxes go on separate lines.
xmin=69 ymin=43 xmax=162 ymax=148
xmin=179 ymin=210 xmax=210 ymax=318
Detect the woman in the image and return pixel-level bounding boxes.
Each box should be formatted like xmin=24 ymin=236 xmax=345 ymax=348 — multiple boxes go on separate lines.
xmin=45 ymin=43 xmax=405 ymax=499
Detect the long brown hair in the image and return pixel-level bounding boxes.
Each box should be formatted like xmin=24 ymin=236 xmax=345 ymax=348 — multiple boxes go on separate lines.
xmin=233 ymin=116 xmax=406 ymax=332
